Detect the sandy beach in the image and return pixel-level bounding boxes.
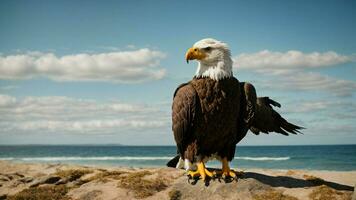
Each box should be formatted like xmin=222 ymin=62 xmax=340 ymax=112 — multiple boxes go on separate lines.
xmin=0 ymin=161 xmax=355 ymax=200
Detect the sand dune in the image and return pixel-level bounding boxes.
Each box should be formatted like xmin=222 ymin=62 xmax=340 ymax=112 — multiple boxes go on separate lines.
xmin=0 ymin=161 xmax=355 ymax=200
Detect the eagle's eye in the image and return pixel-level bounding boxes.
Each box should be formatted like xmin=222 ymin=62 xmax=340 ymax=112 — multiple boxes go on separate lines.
xmin=203 ymin=47 xmax=212 ymax=51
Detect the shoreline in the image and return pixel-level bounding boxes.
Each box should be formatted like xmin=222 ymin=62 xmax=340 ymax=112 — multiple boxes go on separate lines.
xmin=1 ymin=161 xmax=355 ymax=199
xmin=2 ymin=160 xmax=356 ymax=172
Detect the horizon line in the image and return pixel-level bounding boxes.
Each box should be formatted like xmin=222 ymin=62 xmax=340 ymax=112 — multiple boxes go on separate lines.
xmin=0 ymin=143 xmax=355 ymax=146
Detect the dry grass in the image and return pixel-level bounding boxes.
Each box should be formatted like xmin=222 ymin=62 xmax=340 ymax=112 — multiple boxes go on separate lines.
xmin=55 ymin=169 xmax=93 ymax=182
xmin=168 ymin=189 xmax=182 ymax=200
xmin=286 ymin=170 xmax=297 ymax=176
xmin=6 ymin=169 xmax=94 ymax=200
xmin=309 ymin=185 xmax=352 ymax=200
xmin=303 ymin=174 xmax=325 ymax=185
xmin=87 ymin=170 xmax=126 ymax=183
xmin=117 ymin=170 xmax=168 ymax=199
xmin=7 ymin=185 xmax=71 ymax=200
xmin=253 ymin=189 xmax=298 ymax=200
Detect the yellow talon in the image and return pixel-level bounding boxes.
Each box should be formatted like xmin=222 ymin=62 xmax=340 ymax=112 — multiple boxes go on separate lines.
xmin=221 ymin=157 xmax=237 ymax=178
xmin=223 ymin=169 xmax=236 ymax=178
xmin=204 ymin=168 xmax=213 ymax=177
xmin=187 ymin=162 xmax=213 ymax=181
xmin=187 ymin=170 xmax=200 ymax=178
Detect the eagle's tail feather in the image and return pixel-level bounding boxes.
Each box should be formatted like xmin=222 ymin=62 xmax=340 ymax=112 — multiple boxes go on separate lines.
xmin=166 ymin=155 xmax=180 ymax=168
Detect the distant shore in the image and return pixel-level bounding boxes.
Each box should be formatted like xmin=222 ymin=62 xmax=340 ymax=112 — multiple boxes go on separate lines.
xmin=0 ymin=161 xmax=355 ymax=200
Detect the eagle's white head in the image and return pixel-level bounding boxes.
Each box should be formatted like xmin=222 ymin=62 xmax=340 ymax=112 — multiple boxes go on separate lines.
xmin=185 ymin=38 xmax=233 ymax=80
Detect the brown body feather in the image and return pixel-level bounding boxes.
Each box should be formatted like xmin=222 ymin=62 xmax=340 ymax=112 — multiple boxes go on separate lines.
xmin=169 ymin=77 xmax=303 ymax=167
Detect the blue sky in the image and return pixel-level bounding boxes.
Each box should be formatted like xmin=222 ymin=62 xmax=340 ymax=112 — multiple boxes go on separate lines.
xmin=0 ymin=0 xmax=355 ymax=145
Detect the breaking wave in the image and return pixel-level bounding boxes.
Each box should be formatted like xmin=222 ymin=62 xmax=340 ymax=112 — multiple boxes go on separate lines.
xmin=0 ymin=156 xmax=173 ymax=161
xmin=235 ymin=156 xmax=290 ymax=161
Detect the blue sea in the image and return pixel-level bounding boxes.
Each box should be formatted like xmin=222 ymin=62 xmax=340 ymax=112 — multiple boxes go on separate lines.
xmin=0 ymin=145 xmax=355 ymax=171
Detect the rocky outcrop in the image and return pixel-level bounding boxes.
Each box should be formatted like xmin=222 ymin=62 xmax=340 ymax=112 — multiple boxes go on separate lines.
xmin=0 ymin=161 xmax=354 ymax=200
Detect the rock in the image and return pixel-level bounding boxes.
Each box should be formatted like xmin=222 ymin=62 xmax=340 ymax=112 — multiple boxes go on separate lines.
xmin=12 ymin=173 xmax=24 ymax=178
xmin=30 ymin=181 xmax=41 ymax=187
xmin=66 ymin=179 xmax=84 ymax=188
xmin=18 ymin=177 xmax=34 ymax=183
xmin=44 ymin=176 xmax=61 ymax=184
xmin=0 ymin=175 xmax=10 ymax=182
xmin=55 ymin=177 xmax=70 ymax=185
xmin=30 ymin=175 xmax=61 ymax=187
xmin=43 ymin=176 xmax=61 ymax=184
xmin=170 ymin=176 xmax=272 ymax=200
xmin=0 ymin=173 xmax=25 ymax=183
xmin=55 ymin=177 xmax=88 ymax=186
xmin=3 ymin=175 xmax=12 ymax=181
xmin=352 ymin=184 xmax=356 ymax=200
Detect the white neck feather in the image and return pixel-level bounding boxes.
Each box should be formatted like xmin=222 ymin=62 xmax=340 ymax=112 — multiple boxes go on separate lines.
xmin=195 ymin=56 xmax=233 ymax=81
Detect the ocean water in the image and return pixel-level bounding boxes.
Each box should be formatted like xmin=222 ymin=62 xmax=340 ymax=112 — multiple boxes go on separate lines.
xmin=0 ymin=145 xmax=355 ymax=171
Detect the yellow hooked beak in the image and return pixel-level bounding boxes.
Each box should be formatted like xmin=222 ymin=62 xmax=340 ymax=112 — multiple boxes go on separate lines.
xmin=185 ymin=47 xmax=207 ymax=63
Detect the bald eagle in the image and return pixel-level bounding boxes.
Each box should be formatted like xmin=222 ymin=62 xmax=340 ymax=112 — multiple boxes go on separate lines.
xmin=167 ymin=38 xmax=303 ymax=181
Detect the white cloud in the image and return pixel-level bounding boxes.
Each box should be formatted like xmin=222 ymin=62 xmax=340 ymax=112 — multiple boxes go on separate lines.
xmin=281 ymin=99 xmax=356 ymax=118
xmin=232 ymin=50 xmax=356 ymax=137
xmin=13 ymin=120 xmax=166 ymax=132
xmin=305 ymin=122 xmax=356 ymax=136
xmin=262 ymin=72 xmax=356 ymax=97
xmin=0 ymin=95 xmax=170 ymax=134
xmin=233 ymin=50 xmax=356 ymax=96
xmin=0 ymin=94 xmax=17 ymax=107
xmin=0 ymin=49 xmax=166 ymax=83
xmin=282 ymin=100 xmax=331 ymax=114
xmin=233 ymin=50 xmax=353 ymax=73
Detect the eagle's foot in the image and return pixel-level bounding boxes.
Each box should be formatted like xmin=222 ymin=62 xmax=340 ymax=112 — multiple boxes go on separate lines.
xmin=222 ymin=168 xmax=237 ymax=178
xmin=221 ymin=158 xmax=240 ymax=180
xmin=187 ymin=170 xmax=200 ymax=178
xmin=187 ymin=162 xmax=213 ymax=181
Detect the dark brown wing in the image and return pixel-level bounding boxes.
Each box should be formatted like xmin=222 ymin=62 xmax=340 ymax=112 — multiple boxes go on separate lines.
xmin=172 ymin=82 xmax=198 ymax=157
xmin=242 ymin=83 xmax=304 ymax=136
xmin=250 ymin=97 xmax=303 ymax=135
